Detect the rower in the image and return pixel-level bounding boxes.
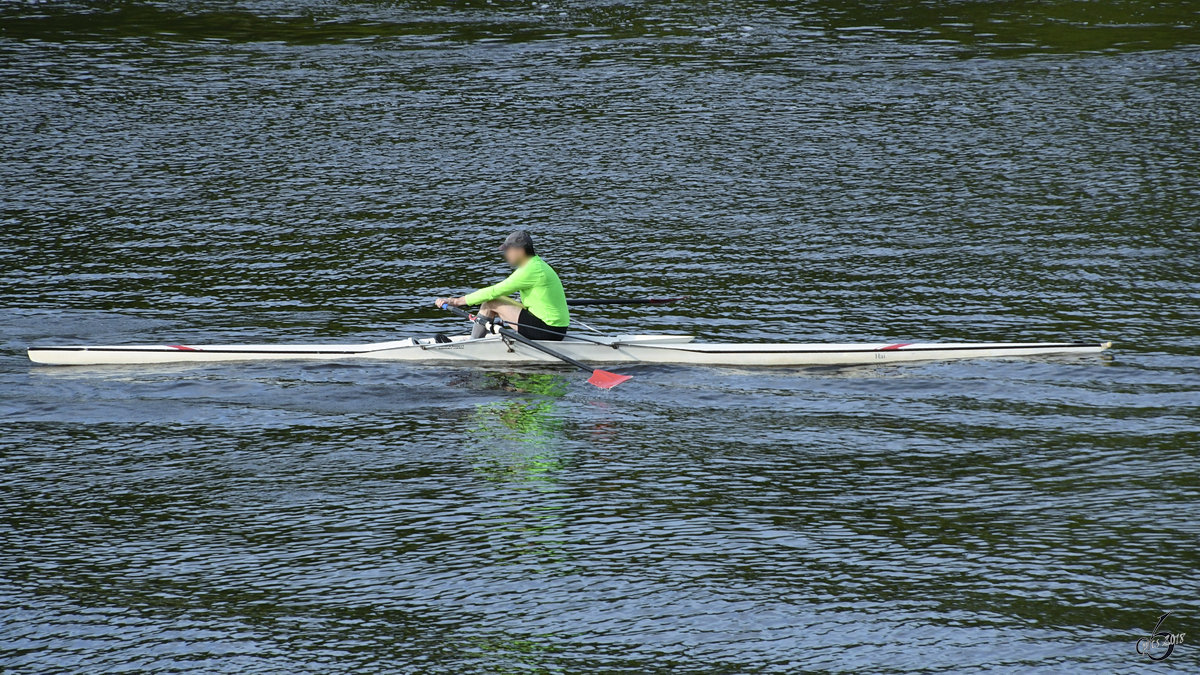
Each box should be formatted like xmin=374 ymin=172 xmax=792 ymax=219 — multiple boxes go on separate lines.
xmin=435 ymin=230 xmax=570 ymax=341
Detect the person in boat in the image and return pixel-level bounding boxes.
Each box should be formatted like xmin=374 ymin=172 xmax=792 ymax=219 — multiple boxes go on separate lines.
xmin=435 ymin=230 xmax=570 ymax=341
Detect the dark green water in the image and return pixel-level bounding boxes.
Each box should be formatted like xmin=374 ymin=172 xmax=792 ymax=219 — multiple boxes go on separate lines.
xmin=2 ymin=1 xmax=1199 ymax=672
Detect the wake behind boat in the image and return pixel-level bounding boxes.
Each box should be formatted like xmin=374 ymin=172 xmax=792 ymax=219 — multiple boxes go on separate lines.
xmin=27 ymin=334 xmax=1112 ymax=367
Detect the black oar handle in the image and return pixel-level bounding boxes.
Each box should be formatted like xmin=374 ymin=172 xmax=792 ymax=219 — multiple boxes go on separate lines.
xmin=438 ymin=303 xmax=594 ymax=374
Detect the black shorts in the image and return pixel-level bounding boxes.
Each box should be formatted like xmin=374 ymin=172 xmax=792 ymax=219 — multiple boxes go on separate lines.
xmin=518 ymin=309 xmax=568 ymax=341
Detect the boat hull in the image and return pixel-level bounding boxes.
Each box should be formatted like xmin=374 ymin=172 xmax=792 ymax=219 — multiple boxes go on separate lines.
xmin=27 ymin=336 xmax=1112 ymax=367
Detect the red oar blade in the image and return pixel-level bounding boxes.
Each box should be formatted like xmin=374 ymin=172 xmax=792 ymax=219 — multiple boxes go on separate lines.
xmin=587 ymin=369 xmax=632 ymax=389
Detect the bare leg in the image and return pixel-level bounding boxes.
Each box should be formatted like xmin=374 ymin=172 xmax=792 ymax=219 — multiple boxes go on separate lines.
xmin=472 ymin=297 xmax=524 ymax=338
xmin=481 ymin=298 xmax=523 ymax=324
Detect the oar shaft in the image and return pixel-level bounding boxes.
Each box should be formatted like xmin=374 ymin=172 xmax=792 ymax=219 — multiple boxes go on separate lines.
xmin=437 ymin=302 xmax=632 ymax=388
xmin=438 ymin=303 xmax=592 ymax=373
xmin=498 ymin=328 xmax=596 ymax=372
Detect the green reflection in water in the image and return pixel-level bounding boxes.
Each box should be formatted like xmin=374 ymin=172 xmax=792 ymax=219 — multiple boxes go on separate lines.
xmin=468 ymin=371 xmax=570 ymax=484
xmin=464 ymin=371 xmax=574 ymax=575
xmin=461 ymin=633 xmax=566 ymax=673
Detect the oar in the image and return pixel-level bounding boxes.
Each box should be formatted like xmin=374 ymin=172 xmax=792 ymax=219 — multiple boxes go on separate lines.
xmin=566 ymin=297 xmax=686 ymax=306
xmin=438 ymin=303 xmax=632 ymax=389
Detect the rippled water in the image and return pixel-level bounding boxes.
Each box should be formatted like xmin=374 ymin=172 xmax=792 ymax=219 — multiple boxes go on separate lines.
xmin=2 ymin=1 xmax=1199 ymax=672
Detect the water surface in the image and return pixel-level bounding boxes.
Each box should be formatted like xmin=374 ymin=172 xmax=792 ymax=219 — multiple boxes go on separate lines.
xmin=2 ymin=1 xmax=1198 ymax=672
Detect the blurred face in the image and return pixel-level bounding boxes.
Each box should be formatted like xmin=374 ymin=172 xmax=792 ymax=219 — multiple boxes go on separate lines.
xmin=503 ymin=246 xmax=526 ymax=266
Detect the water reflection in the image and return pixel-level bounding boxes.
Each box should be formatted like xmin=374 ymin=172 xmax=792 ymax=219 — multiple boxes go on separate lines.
xmin=451 ymin=371 xmax=570 ymax=483
xmin=1 ymin=1 xmax=1195 ymax=55
xmin=457 ymin=371 xmax=574 ymax=575
xmin=2 ymin=0 xmax=1197 ymax=670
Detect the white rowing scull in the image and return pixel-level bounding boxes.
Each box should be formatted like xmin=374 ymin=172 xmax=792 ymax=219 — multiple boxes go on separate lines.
xmin=27 ymin=334 xmax=1111 ymax=367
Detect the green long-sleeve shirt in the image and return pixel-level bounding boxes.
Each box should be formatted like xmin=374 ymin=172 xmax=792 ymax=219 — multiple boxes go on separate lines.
xmin=462 ymin=256 xmax=570 ymax=327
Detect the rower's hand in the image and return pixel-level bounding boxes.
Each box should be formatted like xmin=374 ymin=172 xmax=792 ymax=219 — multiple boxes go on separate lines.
xmin=434 ymin=297 xmax=466 ymax=308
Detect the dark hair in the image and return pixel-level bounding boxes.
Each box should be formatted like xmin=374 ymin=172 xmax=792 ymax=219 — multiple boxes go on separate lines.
xmin=524 ymin=244 xmax=536 ymax=257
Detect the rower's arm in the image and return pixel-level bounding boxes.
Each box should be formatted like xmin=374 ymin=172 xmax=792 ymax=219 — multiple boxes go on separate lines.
xmin=463 ymin=264 xmax=532 ymax=306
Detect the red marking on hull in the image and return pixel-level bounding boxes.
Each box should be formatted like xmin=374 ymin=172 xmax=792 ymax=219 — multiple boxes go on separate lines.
xmin=168 ymin=345 xmax=200 ymax=351
xmin=880 ymin=343 xmax=911 ymax=351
